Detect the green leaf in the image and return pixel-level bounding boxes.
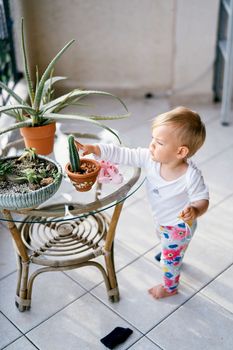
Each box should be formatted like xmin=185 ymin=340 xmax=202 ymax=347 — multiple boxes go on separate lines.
xmin=0 ymin=104 xmax=36 ymax=115
xmin=44 ymin=112 xmax=122 ymax=143
xmin=33 ymin=39 xmax=75 ymax=111
xmin=41 ymin=89 xmax=128 ymax=114
xmin=0 ymin=81 xmax=29 ymax=106
xmin=0 ymin=119 xmax=32 ymax=135
xmin=42 ymin=76 xmax=67 ymax=104
xmin=35 ymin=65 xmax=39 ymax=98
xmin=87 ymin=113 xmax=130 ymax=120
xmin=0 ymin=109 xmax=19 ymax=118
xmin=41 ymin=91 xmax=80 ymax=113
xmin=21 ymin=18 xmax=35 ymax=105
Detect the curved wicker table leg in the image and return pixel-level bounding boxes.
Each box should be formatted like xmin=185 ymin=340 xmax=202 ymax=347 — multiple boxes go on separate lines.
xmin=2 ymin=209 xmax=31 ymax=311
xmin=104 ymin=202 xmax=124 ymax=302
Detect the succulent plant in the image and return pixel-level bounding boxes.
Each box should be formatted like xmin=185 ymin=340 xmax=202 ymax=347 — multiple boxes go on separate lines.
xmin=0 ymin=159 xmax=12 ymax=178
xmin=17 ymin=147 xmax=37 ymax=162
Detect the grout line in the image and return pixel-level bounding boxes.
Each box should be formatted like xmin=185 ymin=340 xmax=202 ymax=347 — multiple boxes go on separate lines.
xmin=199 ymin=291 xmax=233 ymax=317
xmin=125 ymin=334 xmax=164 ymax=350
xmin=0 ymin=310 xmax=24 ymax=348
xmin=0 ymin=282 xmax=89 ymax=337
xmin=0 ymin=269 xmax=17 ymax=282
xmin=143 ymin=260 xmax=233 ymax=335
xmin=144 ymin=335 xmax=164 ymax=350
xmin=198 ymin=263 xmax=233 ymax=316
xmin=23 ymin=292 xmax=88 ymax=335
xmin=22 ymin=335 xmax=41 ymax=350
xmin=1 ymin=334 xmax=40 ymax=350
xmin=89 ymin=290 xmax=145 ymax=335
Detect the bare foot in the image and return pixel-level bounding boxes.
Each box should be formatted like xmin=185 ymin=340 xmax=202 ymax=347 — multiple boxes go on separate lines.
xmin=148 ymin=284 xmax=178 ymax=299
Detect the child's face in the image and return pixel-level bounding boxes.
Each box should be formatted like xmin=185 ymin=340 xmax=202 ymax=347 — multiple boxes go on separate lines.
xmin=149 ymin=124 xmax=182 ymax=163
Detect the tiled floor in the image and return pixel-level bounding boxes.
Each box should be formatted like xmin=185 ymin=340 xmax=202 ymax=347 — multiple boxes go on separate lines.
xmin=1 ymin=97 xmax=233 ymax=349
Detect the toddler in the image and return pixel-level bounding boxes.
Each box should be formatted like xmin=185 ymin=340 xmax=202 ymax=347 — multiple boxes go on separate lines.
xmin=77 ymin=106 xmax=209 ymax=299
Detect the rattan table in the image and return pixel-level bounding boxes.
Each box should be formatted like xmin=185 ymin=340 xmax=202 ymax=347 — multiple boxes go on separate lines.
xmin=0 ymin=132 xmax=143 ymax=312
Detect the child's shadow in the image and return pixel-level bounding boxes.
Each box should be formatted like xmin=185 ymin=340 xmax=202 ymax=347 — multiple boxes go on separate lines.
xmin=181 ymin=261 xmax=211 ymax=288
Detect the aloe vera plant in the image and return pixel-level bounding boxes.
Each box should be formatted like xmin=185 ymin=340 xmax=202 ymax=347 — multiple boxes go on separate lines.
xmin=0 ymin=18 xmax=128 ymax=143
xmin=68 ymin=135 xmax=80 ymax=173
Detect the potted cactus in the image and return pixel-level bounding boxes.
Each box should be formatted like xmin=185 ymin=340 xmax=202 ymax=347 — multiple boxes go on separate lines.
xmin=0 ymin=148 xmax=62 ymax=210
xmin=65 ymin=135 xmax=100 ymax=192
xmin=0 ymin=19 xmax=128 ymax=155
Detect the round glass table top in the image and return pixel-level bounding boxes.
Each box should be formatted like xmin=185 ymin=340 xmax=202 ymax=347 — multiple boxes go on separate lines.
xmin=0 ymin=126 xmax=145 ymax=223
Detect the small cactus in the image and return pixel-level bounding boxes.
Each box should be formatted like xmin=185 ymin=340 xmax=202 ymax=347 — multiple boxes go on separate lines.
xmin=68 ymin=135 xmax=81 ymax=173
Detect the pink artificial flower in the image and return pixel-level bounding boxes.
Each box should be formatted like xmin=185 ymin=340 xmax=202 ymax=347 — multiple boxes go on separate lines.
xmin=97 ymin=160 xmax=123 ymax=184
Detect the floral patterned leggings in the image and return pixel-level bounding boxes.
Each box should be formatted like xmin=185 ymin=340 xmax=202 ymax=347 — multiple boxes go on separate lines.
xmin=159 ymin=220 xmax=197 ymax=293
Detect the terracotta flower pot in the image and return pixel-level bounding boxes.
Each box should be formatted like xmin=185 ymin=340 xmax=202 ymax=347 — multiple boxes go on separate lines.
xmin=65 ymin=158 xmax=101 ymax=192
xmin=20 ymin=122 xmax=56 ymax=155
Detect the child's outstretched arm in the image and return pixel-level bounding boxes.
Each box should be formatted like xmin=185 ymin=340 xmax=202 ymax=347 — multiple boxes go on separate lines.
xmin=74 ymin=141 xmax=101 ymax=157
xmin=74 ymin=140 xmax=149 ymax=168
xmin=180 ymin=199 xmax=209 ymax=222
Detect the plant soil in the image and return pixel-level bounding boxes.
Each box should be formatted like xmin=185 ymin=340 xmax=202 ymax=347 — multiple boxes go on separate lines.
xmin=74 ymin=161 xmax=98 ymax=174
xmin=0 ymin=157 xmax=57 ymax=195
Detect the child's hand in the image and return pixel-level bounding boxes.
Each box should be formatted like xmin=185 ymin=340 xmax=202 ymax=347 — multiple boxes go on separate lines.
xmin=179 ymin=206 xmax=199 ymax=222
xmin=74 ymin=141 xmax=101 ymax=157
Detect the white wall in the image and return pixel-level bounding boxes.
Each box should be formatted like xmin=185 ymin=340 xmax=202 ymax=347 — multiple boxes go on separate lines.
xmin=11 ymin=0 xmax=219 ymax=101
xmin=173 ymin=0 xmax=219 ymax=102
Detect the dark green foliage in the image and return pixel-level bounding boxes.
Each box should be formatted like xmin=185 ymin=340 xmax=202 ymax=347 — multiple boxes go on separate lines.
xmin=0 ymin=160 xmax=12 ymax=177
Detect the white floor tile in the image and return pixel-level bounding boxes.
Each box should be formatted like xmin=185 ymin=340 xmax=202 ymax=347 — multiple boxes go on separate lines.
xmin=27 ymin=293 xmax=142 ymax=350
xmin=0 ymin=223 xmax=17 ymax=279
xmin=4 ymin=336 xmax=38 ymax=350
xmin=116 ymin=199 xmax=158 ymax=255
xmin=0 ymin=312 xmax=21 ymax=349
xmin=201 ymin=265 xmax=233 ymax=314
xmin=182 ymin=232 xmax=233 ymax=291
xmin=185 ymin=103 xmax=220 ymax=124
xmin=92 ymin=256 xmax=195 ymax=333
xmin=124 ymin=124 xmax=151 ymax=148
xmin=193 ymin=119 xmax=233 ymax=165
xmin=0 ymin=270 xmax=86 ymax=333
xmin=200 ymin=146 xmax=233 ymax=206
xmin=200 ymin=195 xmax=233 ymax=250
xmin=148 ymin=293 xmax=233 ymax=350
xmin=128 ymin=336 xmax=161 ymax=349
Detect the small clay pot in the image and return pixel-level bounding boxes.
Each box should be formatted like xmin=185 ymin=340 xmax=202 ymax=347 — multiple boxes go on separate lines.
xmin=65 ymin=158 xmax=100 ymax=192
xmin=20 ymin=122 xmax=56 ymax=155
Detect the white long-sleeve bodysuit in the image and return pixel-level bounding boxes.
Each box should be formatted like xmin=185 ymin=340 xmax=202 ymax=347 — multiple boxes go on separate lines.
xmin=97 ymin=143 xmax=209 ymax=226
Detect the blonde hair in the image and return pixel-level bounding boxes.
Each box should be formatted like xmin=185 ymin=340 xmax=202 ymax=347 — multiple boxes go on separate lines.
xmin=152 ymin=106 xmax=206 ymax=157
